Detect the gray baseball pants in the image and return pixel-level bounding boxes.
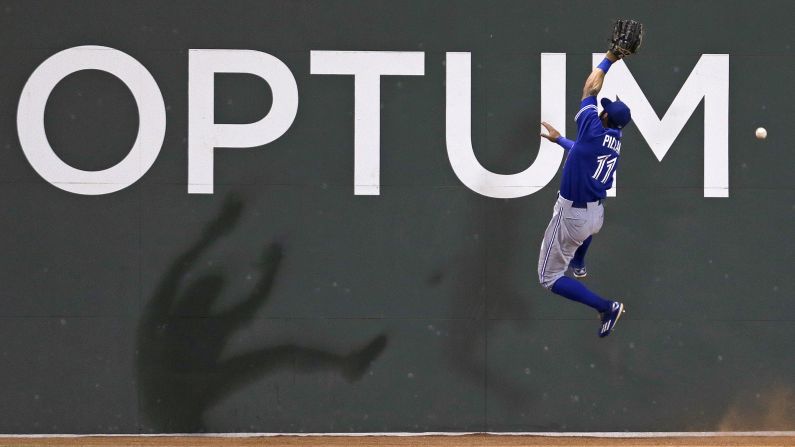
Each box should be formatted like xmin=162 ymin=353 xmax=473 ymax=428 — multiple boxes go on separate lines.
xmin=538 ymin=195 xmax=604 ymax=289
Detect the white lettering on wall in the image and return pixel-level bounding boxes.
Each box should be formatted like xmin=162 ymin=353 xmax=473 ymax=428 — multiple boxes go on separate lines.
xmin=15 ymin=48 xmax=729 ymax=199
xmin=595 ymin=53 xmax=729 ymax=197
xmin=17 ymin=45 xmax=166 ymax=195
xmin=188 ymin=49 xmax=299 ymax=194
xmin=445 ymin=52 xmax=566 ymax=198
xmin=310 ymin=51 xmax=425 ymax=195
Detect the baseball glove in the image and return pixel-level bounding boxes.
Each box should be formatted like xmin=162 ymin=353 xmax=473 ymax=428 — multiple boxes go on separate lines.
xmin=609 ymin=19 xmax=644 ymax=58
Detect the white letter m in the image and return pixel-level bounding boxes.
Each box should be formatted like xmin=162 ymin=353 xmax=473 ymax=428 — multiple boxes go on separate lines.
xmin=596 ymin=54 xmax=729 ymax=197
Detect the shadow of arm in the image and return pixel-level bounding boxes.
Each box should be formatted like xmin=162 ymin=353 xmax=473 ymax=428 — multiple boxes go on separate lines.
xmin=144 ymin=195 xmax=244 ymax=318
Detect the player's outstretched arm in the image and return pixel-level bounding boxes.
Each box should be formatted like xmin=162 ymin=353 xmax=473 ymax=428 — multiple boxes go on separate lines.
xmin=540 ymin=121 xmax=561 ymax=142
xmin=540 ymin=121 xmax=574 ymax=151
xmin=582 ymin=19 xmax=644 ymax=100
xmin=581 ymin=51 xmax=619 ymax=100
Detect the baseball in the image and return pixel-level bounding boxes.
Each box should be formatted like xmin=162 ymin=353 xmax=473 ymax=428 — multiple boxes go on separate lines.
xmin=755 ymin=127 xmax=767 ymax=139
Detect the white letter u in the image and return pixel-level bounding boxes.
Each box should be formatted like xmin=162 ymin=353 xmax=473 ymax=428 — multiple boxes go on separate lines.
xmin=445 ymin=52 xmax=566 ymax=198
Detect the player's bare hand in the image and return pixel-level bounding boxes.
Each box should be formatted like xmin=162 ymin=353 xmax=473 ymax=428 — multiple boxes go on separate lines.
xmin=540 ymin=121 xmax=561 ymax=142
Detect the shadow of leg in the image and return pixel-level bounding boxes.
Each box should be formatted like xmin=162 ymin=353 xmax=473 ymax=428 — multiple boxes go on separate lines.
xmin=204 ymin=334 xmax=388 ymax=407
xmin=341 ymin=334 xmax=388 ymax=382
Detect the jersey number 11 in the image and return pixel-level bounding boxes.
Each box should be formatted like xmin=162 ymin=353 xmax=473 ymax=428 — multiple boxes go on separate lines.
xmin=592 ymin=155 xmax=617 ymax=184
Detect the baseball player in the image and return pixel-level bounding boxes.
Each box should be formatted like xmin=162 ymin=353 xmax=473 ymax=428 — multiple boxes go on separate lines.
xmin=537 ymin=20 xmax=643 ymax=338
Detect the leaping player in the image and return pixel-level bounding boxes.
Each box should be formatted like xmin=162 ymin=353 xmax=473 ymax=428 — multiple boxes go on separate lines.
xmin=537 ymin=20 xmax=643 ymax=338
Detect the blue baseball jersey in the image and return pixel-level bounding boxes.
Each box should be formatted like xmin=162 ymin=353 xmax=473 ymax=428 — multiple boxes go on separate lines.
xmin=559 ymin=96 xmax=622 ymax=203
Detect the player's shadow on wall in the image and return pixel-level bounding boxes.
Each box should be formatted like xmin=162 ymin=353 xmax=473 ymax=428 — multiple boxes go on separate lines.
xmin=135 ymin=195 xmax=387 ymax=433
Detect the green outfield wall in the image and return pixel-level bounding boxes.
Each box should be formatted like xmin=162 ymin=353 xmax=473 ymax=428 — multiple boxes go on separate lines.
xmin=0 ymin=0 xmax=793 ymax=433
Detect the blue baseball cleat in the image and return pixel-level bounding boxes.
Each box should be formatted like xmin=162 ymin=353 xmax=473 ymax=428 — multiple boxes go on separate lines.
xmin=599 ymin=301 xmax=625 ymax=338
xmin=572 ymin=266 xmax=587 ymax=278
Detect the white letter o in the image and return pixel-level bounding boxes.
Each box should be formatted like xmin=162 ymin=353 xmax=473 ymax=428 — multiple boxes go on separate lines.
xmin=17 ymin=45 xmax=166 ymax=195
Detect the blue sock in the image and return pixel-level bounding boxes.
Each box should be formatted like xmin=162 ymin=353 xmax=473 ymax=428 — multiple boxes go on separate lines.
xmin=569 ymin=236 xmax=592 ymax=269
xmin=551 ymin=276 xmax=611 ymax=313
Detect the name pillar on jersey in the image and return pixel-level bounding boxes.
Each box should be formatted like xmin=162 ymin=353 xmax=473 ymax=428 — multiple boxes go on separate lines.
xmin=602 ymin=135 xmax=621 ymax=152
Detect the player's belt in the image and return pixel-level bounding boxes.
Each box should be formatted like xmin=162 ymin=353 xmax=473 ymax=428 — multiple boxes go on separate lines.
xmin=571 ymin=199 xmax=604 ymax=209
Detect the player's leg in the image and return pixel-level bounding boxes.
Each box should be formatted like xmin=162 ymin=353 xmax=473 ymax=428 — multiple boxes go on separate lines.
xmin=538 ymin=201 xmax=565 ymax=285
xmin=568 ymin=235 xmax=592 ymax=277
xmin=569 ymin=202 xmax=604 ymax=277
xmin=538 ymin=201 xmax=611 ymax=313
xmin=550 ymin=276 xmax=610 ymax=313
